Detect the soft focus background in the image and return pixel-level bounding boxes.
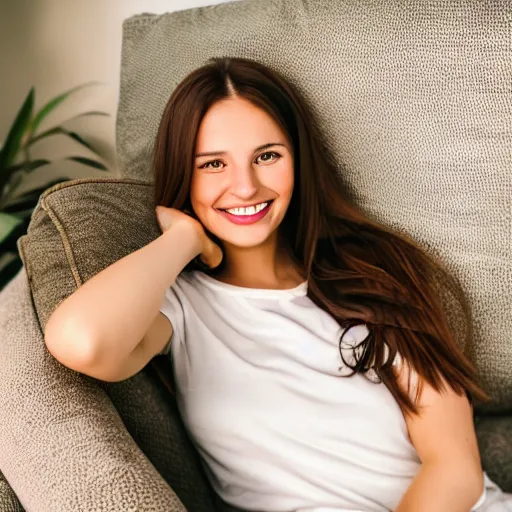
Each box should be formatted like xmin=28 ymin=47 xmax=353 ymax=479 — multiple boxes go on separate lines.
xmin=0 ymin=0 xmax=239 ymax=195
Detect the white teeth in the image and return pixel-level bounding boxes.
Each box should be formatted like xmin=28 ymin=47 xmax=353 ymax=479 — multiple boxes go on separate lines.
xmin=225 ymin=202 xmax=268 ymax=216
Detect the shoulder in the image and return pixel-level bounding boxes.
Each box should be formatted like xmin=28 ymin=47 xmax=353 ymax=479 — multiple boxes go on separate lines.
xmin=171 ymin=270 xmax=202 ymax=292
xmin=168 ymin=271 xmax=220 ymax=306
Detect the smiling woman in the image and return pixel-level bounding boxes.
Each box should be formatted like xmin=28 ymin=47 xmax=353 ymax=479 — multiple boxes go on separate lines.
xmin=190 ymin=96 xmax=295 ymax=247
xmin=146 ymin=56 xmax=505 ymax=511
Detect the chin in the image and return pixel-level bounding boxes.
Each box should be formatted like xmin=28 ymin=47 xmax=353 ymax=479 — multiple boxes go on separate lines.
xmin=200 ymin=206 xmax=286 ymax=248
xmin=213 ymin=229 xmax=278 ymax=250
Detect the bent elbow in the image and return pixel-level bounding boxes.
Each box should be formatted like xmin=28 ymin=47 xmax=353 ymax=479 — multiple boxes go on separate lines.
xmin=44 ymin=314 xmax=98 ymax=374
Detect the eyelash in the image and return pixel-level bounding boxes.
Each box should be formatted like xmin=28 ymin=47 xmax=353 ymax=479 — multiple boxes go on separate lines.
xmin=198 ymin=151 xmax=281 ymax=170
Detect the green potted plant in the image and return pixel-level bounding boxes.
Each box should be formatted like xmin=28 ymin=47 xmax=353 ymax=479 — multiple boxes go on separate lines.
xmin=0 ymin=82 xmax=109 ymax=290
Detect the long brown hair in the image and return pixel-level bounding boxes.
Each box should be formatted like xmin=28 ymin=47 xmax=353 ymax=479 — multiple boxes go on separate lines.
xmin=152 ymin=56 xmax=490 ymax=416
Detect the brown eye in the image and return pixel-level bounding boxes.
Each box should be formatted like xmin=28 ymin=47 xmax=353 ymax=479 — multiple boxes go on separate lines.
xmin=255 ymin=151 xmax=280 ymax=164
xmin=199 ymin=159 xmax=224 ymax=170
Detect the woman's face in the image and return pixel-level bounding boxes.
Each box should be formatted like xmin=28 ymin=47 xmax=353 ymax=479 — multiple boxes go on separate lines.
xmin=190 ymin=96 xmax=294 ymax=249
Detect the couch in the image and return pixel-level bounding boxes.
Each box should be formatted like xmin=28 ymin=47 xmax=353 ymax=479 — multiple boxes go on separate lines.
xmin=0 ymin=0 xmax=511 ymax=510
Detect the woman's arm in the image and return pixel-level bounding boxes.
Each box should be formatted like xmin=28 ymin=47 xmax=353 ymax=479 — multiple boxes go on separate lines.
xmin=44 ymin=206 xmax=221 ymax=375
xmin=44 ymin=221 xmax=201 ymax=371
xmin=394 ymin=361 xmax=484 ymax=512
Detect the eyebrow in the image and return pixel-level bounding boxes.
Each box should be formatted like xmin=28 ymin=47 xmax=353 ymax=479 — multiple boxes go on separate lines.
xmin=195 ymin=142 xmax=287 ymax=159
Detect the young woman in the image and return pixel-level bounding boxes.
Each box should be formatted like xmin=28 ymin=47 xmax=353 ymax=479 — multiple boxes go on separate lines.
xmin=45 ymin=57 xmax=510 ymax=511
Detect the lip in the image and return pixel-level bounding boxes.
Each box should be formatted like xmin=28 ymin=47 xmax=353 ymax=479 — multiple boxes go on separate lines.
xmin=217 ymin=200 xmax=272 ymax=210
xmin=217 ymin=200 xmax=273 ymax=225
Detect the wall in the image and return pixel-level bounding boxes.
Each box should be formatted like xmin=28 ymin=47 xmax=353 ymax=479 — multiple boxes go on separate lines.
xmin=0 ymin=0 xmax=238 ymax=192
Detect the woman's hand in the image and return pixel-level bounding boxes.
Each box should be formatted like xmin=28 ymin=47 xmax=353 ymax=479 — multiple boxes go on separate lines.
xmin=155 ymin=205 xmax=223 ymax=268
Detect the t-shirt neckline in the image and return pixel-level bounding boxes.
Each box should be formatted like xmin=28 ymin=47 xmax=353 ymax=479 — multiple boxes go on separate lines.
xmin=194 ymin=271 xmax=308 ymax=298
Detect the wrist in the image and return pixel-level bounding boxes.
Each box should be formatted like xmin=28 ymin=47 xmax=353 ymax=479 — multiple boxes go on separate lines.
xmin=162 ymin=221 xmax=202 ymax=259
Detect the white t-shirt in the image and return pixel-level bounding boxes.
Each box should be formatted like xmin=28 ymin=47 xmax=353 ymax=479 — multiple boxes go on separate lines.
xmin=158 ymin=270 xmax=495 ymax=512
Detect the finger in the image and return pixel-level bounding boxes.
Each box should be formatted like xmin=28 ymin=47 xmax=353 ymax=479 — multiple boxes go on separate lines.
xmin=156 ymin=209 xmax=173 ymax=231
xmin=200 ymin=239 xmax=223 ymax=269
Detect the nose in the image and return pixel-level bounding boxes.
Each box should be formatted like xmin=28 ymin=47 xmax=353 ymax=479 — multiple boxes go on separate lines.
xmin=230 ymin=163 xmax=259 ymax=199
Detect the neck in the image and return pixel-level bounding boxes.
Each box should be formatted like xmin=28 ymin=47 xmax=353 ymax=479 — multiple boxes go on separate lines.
xmin=218 ymin=231 xmax=304 ymax=289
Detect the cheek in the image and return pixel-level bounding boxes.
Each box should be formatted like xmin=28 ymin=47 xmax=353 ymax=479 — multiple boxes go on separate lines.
xmin=272 ymin=164 xmax=294 ymax=198
xmin=190 ymin=177 xmax=217 ymax=215
xmin=190 ymin=175 xmax=205 ymax=207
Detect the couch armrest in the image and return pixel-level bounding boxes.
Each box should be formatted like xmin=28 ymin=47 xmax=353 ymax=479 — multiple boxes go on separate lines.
xmin=0 ymin=268 xmax=186 ymax=512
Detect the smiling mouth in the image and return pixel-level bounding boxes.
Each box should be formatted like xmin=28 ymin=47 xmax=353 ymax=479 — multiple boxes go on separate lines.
xmin=216 ymin=200 xmax=274 ymax=216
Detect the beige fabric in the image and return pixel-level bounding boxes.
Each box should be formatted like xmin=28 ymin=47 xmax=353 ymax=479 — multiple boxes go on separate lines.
xmin=116 ymin=0 xmax=511 ymax=410
xmin=18 ymin=178 xmax=157 ymax=331
xmin=0 ymin=266 xmax=187 ymax=512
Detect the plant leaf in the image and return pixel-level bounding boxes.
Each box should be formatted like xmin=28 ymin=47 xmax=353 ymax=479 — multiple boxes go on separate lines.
xmin=0 ymin=88 xmax=35 ymax=170
xmin=0 ymin=215 xmax=28 ymax=257
xmin=2 ymin=177 xmax=70 ymax=213
xmin=60 ymin=111 xmax=109 ymax=124
xmin=0 ymin=171 xmax=25 ymax=209
xmin=26 ymin=158 xmax=51 ymax=171
xmin=29 ymin=81 xmax=103 ymax=137
xmin=66 ymin=156 xmax=108 ymax=171
xmin=26 ymin=127 xmax=104 ymax=159
xmin=7 ymin=208 xmax=37 ymax=221
xmin=67 ymin=131 xmax=96 ymax=152
xmin=0 ymin=252 xmax=23 ymax=292
xmin=6 ymin=159 xmax=51 ymax=173
xmin=0 ymin=212 xmax=23 ymax=246
xmin=25 ymin=126 xmax=61 ymax=146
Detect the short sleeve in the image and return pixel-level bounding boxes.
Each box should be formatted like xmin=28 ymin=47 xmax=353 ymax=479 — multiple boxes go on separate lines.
xmin=157 ymin=283 xmax=185 ymax=356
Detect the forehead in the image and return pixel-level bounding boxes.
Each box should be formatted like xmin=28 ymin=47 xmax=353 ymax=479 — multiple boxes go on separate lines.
xmin=195 ymin=97 xmax=287 ymax=151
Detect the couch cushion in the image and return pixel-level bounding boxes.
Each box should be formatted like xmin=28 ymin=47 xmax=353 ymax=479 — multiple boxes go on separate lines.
xmin=16 ymin=177 xmax=219 ymax=511
xmin=475 ymin=413 xmax=512 ymax=493
xmin=116 ymin=0 xmax=511 ymax=411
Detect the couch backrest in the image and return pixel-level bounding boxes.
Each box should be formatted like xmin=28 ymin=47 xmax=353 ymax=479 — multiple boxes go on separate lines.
xmin=116 ymin=0 xmax=511 ymax=410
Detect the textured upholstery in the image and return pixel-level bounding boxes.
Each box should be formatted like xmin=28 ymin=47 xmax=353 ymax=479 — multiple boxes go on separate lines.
xmin=0 ymin=266 xmax=187 ymax=511
xmin=18 ymin=179 xmax=158 ymax=332
xmin=0 ymin=0 xmax=511 ymax=510
xmin=475 ymin=414 xmax=512 ymax=493
xmin=117 ymin=0 xmax=511 ymax=411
